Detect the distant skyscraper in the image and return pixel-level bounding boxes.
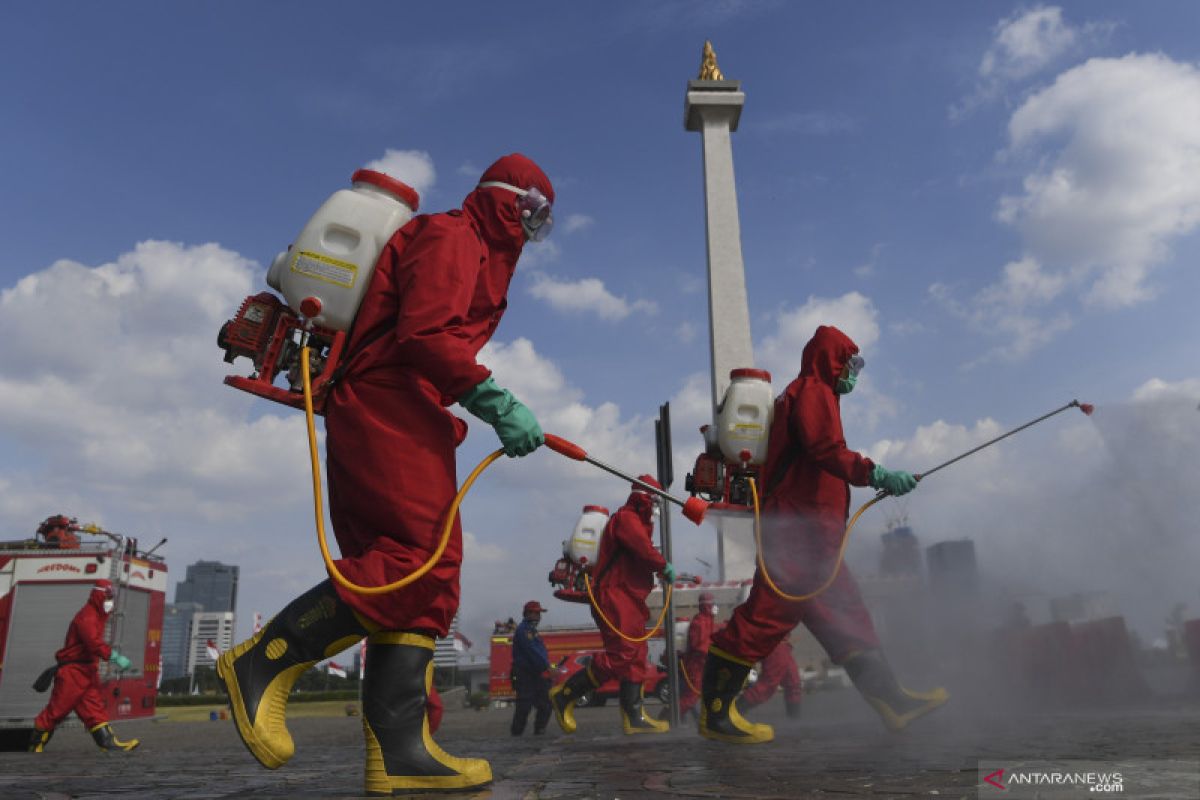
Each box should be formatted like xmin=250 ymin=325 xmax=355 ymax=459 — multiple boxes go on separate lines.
xmin=880 ymin=525 xmax=922 ymax=577
xmin=925 ymin=539 xmax=979 ymax=599
xmin=161 ymin=602 xmax=203 ymax=680
xmin=175 ymin=560 xmax=239 ymax=613
xmin=186 ymin=611 xmax=236 ymax=674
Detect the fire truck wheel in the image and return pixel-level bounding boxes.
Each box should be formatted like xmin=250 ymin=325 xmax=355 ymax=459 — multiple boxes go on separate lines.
xmin=579 ymin=691 xmax=604 ymax=708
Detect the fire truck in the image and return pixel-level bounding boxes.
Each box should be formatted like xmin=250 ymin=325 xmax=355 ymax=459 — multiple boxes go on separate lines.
xmin=0 ymin=517 xmax=168 ymax=736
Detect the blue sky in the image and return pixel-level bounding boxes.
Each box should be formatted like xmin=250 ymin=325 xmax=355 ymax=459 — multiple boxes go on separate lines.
xmin=2 ymin=2 xmax=1198 ymax=648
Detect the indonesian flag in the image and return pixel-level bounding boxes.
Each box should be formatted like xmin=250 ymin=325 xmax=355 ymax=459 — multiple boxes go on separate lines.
xmin=452 ymin=630 xmax=473 ymax=652
xmin=253 ymin=612 xmax=263 ymax=634
xmin=328 ymin=661 xmax=347 ymax=679
xmin=205 ymin=639 xmax=220 ymax=661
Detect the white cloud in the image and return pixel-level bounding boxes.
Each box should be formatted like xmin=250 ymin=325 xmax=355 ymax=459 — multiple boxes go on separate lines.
xmin=981 ymin=6 xmax=1077 ymax=82
xmin=527 ymin=271 xmax=658 ymax=321
xmin=757 ymin=292 xmax=881 ymax=383
xmin=950 ymin=6 xmax=1112 ymax=120
xmin=563 ymin=214 xmax=594 ymax=234
xmin=998 ymin=53 xmax=1200 ymax=307
xmin=363 ymin=149 xmax=436 ymax=198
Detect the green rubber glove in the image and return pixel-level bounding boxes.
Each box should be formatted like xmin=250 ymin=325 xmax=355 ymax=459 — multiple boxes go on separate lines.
xmin=458 ymin=377 xmax=544 ymax=457
xmin=869 ymin=464 xmax=918 ymax=496
xmin=109 ymin=651 xmax=132 ymax=671
xmin=661 ymin=562 xmax=677 ymax=583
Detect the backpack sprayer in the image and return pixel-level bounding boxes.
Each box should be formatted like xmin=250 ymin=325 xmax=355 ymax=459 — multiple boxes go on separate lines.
xmin=217 ymin=170 xmax=420 ymax=411
xmin=751 ymin=398 xmax=1095 ymax=602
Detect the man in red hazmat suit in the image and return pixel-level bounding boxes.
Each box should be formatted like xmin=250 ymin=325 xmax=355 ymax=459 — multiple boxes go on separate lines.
xmin=739 ymin=637 xmax=803 ymax=718
xmin=703 ymin=325 xmax=947 ymax=744
xmin=665 ymin=590 xmax=716 ymax=721
xmin=29 ymin=580 xmax=139 ymax=752
xmin=218 ymin=154 xmax=554 ymax=794
xmin=551 ymin=476 xmax=675 ymax=735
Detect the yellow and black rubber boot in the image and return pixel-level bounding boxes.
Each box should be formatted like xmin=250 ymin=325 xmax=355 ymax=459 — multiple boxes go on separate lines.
xmin=698 ymin=646 xmax=774 ymax=744
xmin=548 ymin=664 xmax=598 ymax=734
xmin=843 ymin=649 xmax=948 ymax=732
xmin=90 ymin=723 xmax=139 ymax=751
xmin=217 ymin=579 xmax=372 ymax=769
xmin=27 ymin=728 xmax=53 ymax=753
xmin=362 ymin=631 xmax=491 ymax=795
xmin=619 ymin=680 xmax=669 ymax=734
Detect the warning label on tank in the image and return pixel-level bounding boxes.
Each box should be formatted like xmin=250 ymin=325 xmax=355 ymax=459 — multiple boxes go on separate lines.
xmin=727 ymin=423 xmax=764 ymax=441
xmin=291 ymin=251 xmax=357 ymax=288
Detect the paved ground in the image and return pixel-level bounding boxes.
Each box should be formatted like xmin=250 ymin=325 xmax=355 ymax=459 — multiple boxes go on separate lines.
xmin=1 ymin=688 xmax=1197 ymax=799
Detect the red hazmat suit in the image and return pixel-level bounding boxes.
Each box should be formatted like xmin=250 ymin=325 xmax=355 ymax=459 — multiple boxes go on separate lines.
xmin=324 ymin=154 xmax=554 ymax=635
xmin=741 ymin=640 xmax=803 ymax=707
xmin=35 ymin=584 xmax=114 ymax=731
xmin=677 ymin=604 xmax=714 ymax=714
xmin=713 ymin=325 xmax=881 ymax=664
xmin=586 ymin=488 xmax=667 ymax=684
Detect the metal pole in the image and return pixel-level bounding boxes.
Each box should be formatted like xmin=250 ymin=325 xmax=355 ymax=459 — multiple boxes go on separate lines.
xmin=656 ymin=405 xmax=681 ymax=728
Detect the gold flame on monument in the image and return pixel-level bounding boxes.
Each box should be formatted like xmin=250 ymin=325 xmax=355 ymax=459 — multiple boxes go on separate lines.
xmin=698 ymin=40 xmax=724 ymax=81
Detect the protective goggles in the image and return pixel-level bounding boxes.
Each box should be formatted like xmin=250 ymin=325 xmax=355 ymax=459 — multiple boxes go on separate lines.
xmin=477 ymin=181 xmax=554 ymax=242
xmin=845 ymin=354 xmax=865 ymax=377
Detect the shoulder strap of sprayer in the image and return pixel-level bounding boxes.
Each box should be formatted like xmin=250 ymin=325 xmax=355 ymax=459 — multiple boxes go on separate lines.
xmin=761 ymin=392 xmax=802 ymax=500
xmin=323 ymin=215 xmax=433 ymax=390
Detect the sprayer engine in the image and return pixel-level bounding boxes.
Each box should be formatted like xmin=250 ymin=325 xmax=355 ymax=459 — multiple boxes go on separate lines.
xmin=217 ymin=291 xmax=345 ymax=413
xmin=685 ymin=450 xmax=759 ymax=509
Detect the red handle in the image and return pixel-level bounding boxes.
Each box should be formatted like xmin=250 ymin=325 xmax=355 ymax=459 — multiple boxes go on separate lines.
xmin=544 ymin=433 xmax=587 ymax=461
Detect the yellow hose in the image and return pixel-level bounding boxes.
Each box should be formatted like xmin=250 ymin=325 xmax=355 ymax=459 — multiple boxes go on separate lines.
xmin=584 ymin=572 xmax=673 ymax=644
xmin=679 ymin=655 xmax=701 ymax=695
xmin=301 ymin=345 xmax=503 ymax=595
xmin=750 ymin=476 xmax=882 ymax=603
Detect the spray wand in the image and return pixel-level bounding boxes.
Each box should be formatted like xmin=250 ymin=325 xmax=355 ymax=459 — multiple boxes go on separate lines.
xmin=753 ymin=398 xmax=1095 ymax=603
xmin=878 ymin=398 xmax=1095 ymax=499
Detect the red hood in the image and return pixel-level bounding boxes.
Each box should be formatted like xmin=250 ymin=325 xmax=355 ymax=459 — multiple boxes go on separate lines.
xmin=799 ymin=325 xmax=859 ymax=390
xmin=462 ymin=153 xmax=554 ymax=261
xmin=623 ymin=490 xmax=656 ymax=523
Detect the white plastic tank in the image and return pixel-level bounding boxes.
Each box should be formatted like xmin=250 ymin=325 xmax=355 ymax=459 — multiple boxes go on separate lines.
xmin=717 ymin=368 xmax=774 ymax=465
xmin=266 ymin=169 xmax=420 ymax=331
xmin=565 ymin=505 xmax=609 ymax=567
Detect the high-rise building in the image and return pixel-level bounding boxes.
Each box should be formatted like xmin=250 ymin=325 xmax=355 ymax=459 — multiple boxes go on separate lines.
xmin=186 ymin=611 xmax=236 ymax=673
xmin=161 ymin=602 xmax=203 ymax=680
xmin=175 ymin=560 xmax=239 ymax=613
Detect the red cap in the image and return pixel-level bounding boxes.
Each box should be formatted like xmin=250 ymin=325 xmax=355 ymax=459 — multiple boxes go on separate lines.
xmin=699 ymin=592 xmax=715 ymax=604
xmin=351 ymin=169 xmax=420 ymax=212
xmin=730 ymin=368 xmax=771 ymax=382
xmin=523 ymin=601 xmax=547 ymax=614
xmin=92 ymin=579 xmax=114 ymax=597
xmin=632 ymin=474 xmax=663 ymax=493
xmin=582 ymin=505 xmax=610 ymax=515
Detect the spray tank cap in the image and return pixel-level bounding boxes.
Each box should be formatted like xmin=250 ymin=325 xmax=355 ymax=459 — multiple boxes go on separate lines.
xmin=582 ymin=505 xmax=610 ymax=515
xmin=730 ymin=368 xmax=771 ymax=382
xmin=351 ymin=169 xmax=420 ymax=212
xmin=299 ymin=296 xmax=323 ymax=319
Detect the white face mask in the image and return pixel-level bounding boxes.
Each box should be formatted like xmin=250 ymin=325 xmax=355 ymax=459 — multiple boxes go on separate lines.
xmin=710 ymin=604 xmax=719 ymax=617
xmin=102 ymin=599 xmax=115 ymax=614
xmin=651 ymin=505 xmax=661 ymax=521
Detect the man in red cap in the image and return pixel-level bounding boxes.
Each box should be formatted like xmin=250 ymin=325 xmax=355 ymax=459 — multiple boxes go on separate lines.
xmin=30 ymin=580 xmax=139 ymax=752
xmin=218 ymin=154 xmax=555 ymax=794
xmin=551 ymin=475 xmax=675 ymax=735
xmin=702 ymin=325 xmax=944 ymax=744
xmin=739 ymin=636 xmax=803 ymax=719
xmin=668 ymin=590 xmax=717 ymax=721
xmin=510 ymin=600 xmax=552 ymax=736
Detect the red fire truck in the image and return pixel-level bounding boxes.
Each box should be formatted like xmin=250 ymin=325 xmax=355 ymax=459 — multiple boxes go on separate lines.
xmin=489 ymin=624 xmax=668 ymax=707
xmin=0 ymin=518 xmax=167 ymax=739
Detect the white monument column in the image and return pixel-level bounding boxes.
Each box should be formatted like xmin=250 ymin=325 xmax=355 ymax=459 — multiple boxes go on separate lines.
xmin=685 ymin=44 xmax=757 ymax=582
